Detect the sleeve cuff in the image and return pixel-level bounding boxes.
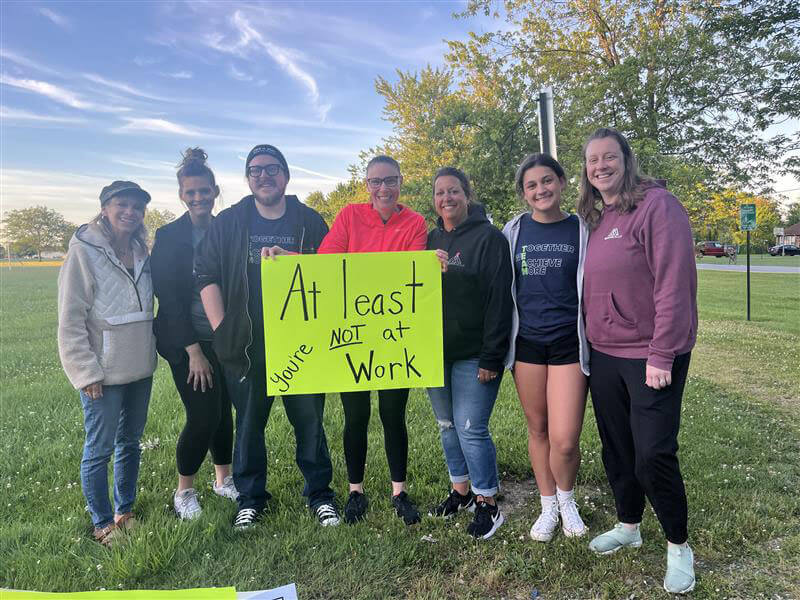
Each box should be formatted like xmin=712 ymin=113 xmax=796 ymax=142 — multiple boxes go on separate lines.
xmin=646 ymin=352 xmax=674 ymax=372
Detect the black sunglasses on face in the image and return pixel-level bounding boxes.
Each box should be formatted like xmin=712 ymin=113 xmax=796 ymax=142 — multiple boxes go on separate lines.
xmin=247 ymin=164 xmax=283 ymax=178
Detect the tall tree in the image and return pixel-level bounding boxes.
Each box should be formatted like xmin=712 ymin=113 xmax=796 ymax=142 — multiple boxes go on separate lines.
xmin=1 ymin=206 xmax=73 ymax=260
xmin=143 ymin=208 xmax=176 ymax=248
xmin=783 ymin=202 xmax=800 ymax=226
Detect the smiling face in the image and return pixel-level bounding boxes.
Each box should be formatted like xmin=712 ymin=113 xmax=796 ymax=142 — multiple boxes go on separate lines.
xmin=179 ymin=175 xmax=218 ymax=221
xmin=522 ymin=165 xmax=565 ymax=216
xmin=433 ymin=175 xmax=469 ymax=227
xmin=102 ymin=193 xmax=146 ymax=238
xmin=366 ymin=161 xmax=402 ymax=215
xmin=247 ymin=154 xmax=288 ymax=207
xmin=585 ymin=136 xmax=625 ymax=204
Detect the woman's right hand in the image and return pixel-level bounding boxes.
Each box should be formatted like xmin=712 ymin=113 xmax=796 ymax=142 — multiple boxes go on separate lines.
xmin=434 ymin=249 xmax=449 ymax=272
xmin=82 ymin=382 xmax=103 ymax=399
xmin=186 ymin=344 xmax=213 ymax=392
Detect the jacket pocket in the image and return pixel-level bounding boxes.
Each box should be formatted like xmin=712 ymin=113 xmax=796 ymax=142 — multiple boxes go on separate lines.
xmin=586 ymin=292 xmax=641 ymax=345
xmin=100 ymin=321 xmax=156 ymax=382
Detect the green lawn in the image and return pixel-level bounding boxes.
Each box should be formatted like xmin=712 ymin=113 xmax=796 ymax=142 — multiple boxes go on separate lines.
xmin=1 ymin=268 xmax=798 ymax=599
xmin=696 ymin=252 xmax=800 ymax=267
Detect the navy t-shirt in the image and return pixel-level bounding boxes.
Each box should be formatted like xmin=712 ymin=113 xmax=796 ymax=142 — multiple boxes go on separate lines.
xmin=246 ymin=202 xmax=299 ymax=358
xmin=514 ymin=214 xmax=579 ymax=343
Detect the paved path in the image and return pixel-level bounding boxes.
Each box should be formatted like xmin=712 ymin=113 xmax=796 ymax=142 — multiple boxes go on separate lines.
xmin=696 ymin=263 xmax=799 ymax=274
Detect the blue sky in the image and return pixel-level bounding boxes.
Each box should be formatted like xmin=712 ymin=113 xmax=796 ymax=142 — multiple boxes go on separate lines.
xmin=1 ymin=1 xmax=798 ymax=226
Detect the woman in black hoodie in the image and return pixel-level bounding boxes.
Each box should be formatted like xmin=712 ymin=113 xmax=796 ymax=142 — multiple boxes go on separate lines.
xmin=426 ymin=167 xmax=513 ymax=539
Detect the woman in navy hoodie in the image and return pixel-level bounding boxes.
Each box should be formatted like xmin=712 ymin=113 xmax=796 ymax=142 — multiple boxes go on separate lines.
xmin=426 ymin=167 xmax=513 ymax=540
xmin=579 ymin=128 xmax=697 ymax=594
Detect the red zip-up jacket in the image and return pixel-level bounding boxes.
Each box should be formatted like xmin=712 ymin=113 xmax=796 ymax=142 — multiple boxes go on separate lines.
xmin=318 ymin=203 xmax=427 ymax=253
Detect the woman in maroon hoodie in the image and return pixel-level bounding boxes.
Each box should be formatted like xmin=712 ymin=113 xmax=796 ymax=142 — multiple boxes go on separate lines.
xmin=319 ymin=155 xmax=427 ymax=526
xmin=578 ymin=128 xmax=697 ymax=594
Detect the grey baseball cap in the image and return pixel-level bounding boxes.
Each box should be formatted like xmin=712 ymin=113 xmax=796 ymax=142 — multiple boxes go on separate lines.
xmin=99 ymin=180 xmax=151 ymax=206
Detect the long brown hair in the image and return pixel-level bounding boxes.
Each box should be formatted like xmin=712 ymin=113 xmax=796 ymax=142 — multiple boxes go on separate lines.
xmin=577 ymin=128 xmax=655 ymax=229
xmin=90 ymin=199 xmax=147 ymax=252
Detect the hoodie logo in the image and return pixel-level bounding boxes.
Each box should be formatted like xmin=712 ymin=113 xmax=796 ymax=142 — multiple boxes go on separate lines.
xmin=447 ymin=252 xmax=464 ymax=267
xmin=604 ymin=227 xmax=622 ymax=240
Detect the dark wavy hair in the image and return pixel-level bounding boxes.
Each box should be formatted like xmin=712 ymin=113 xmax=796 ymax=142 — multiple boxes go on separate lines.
xmin=176 ymin=147 xmax=217 ymax=189
xmin=577 ymin=128 xmax=655 ymax=229
xmin=514 ymin=153 xmax=566 ymax=200
xmin=432 ymin=166 xmax=473 ymax=202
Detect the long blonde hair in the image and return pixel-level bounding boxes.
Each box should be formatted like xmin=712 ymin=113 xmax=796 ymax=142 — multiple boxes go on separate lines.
xmin=90 ymin=211 xmax=147 ymax=251
xmin=577 ymin=128 xmax=656 ymax=229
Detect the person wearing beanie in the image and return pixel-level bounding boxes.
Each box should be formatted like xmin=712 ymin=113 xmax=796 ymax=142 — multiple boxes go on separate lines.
xmin=195 ymin=143 xmax=339 ymax=529
xmin=57 ymin=180 xmax=157 ymax=547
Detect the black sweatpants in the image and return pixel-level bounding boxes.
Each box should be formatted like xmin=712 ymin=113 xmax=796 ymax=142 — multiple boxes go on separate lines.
xmin=168 ymin=341 xmax=233 ymax=477
xmin=589 ymin=349 xmax=691 ymax=544
xmin=341 ymin=388 xmax=409 ymax=484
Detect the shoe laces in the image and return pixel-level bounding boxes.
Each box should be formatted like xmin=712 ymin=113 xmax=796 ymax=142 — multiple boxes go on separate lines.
xmin=316 ymin=503 xmax=338 ymax=521
xmin=532 ymin=507 xmax=559 ymax=533
xmin=559 ymin=497 xmax=585 ymax=532
xmin=177 ymin=489 xmax=200 ymax=511
xmin=234 ymin=508 xmax=258 ymax=526
xmin=473 ymin=501 xmax=497 ymax=527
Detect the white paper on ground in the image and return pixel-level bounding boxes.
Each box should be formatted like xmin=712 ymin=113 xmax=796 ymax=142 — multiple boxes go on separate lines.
xmin=237 ymin=584 xmax=298 ymax=600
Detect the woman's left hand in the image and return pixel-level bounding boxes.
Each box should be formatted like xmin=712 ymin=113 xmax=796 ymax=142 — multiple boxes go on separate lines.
xmin=434 ymin=249 xmax=449 ymax=273
xmin=645 ymin=364 xmax=672 ymax=389
xmin=261 ymin=245 xmax=297 ymax=261
xmin=478 ymin=368 xmax=498 ymax=383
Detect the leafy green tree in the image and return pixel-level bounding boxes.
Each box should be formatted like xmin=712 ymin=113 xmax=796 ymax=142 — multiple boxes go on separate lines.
xmin=1 ymin=206 xmax=73 ymax=260
xmin=784 ymin=202 xmax=800 ymax=226
xmin=143 ymin=208 xmax=176 ymax=248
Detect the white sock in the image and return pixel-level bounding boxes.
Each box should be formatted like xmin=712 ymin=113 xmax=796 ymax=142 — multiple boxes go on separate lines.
xmin=540 ymin=494 xmax=558 ymax=512
xmin=556 ymin=487 xmax=574 ymax=505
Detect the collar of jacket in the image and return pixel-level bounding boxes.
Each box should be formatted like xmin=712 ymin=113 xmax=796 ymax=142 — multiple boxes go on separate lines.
xmin=435 ymin=202 xmax=489 ymax=233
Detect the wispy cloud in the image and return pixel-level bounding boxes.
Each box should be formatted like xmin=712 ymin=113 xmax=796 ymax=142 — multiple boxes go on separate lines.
xmin=164 ymin=70 xmax=193 ymax=79
xmin=114 ymin=117 xmax=203 ymax=136
xmin=133 ymin=56 xmax=160 ymax=67
xmin=0 ymin=105 xmax=86 ymax=123
xmin=0 ymin=74 xmax=129 ymax=113
xmin=38 ymin=7 xmax=72 ymax=30
xmin=110 ymin=157 xmax=177 ymax=171
xmin=83 ymin=73 xmax=175 ymax=102
xmin=288 ymin=164 xmax=341 ymax=181
xmin=0 ymin=48 xmax=61 ymax=75
xmin=227 ymin=64 xmax=253 ymax=82
xmin=205 ymin=10 xmax=330 ymax=120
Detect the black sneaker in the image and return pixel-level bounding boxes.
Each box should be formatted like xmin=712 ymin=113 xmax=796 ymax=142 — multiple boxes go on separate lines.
xmin=467 ymin=500 xmax=504 ymax=540
xmin=429 ymin=489 xmax=475 ymax=518
xmin=233 ymin=507 xmax=261 ymax=530
xmin=392 ymin=491 xmax=421 ymax=525
xmin=344 ymin=491 xmax=368 ymax=524
xmin=313 ymin=502 xmax=341 ymax=527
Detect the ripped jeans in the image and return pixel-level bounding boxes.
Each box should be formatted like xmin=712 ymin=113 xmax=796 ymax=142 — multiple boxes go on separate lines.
xmin=427 ymin=358 xmax=502 ymax=497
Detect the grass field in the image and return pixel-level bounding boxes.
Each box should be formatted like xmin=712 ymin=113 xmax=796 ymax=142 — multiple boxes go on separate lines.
xmin=1 ymin=268 xmax=798 ymax=599
xmin=695 ymin=253 xmax=800 ymax=267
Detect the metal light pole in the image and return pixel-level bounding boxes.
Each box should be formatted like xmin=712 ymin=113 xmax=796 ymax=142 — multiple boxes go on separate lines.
xmin=538 ymin=87 xmax=557 ymax=159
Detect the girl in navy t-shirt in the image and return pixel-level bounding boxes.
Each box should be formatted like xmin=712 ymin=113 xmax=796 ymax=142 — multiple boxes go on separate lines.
xmin=501 ymin=153 xmax=590 ymax=543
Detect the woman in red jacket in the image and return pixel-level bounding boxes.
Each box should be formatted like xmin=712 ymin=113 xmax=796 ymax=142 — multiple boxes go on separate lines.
xmin=319 ymin=155 xmax=427 ymax=525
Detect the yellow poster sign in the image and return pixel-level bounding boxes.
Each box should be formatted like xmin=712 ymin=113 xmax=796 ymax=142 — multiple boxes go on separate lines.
xmin=262 ymin=251 xmax=443 ymax=395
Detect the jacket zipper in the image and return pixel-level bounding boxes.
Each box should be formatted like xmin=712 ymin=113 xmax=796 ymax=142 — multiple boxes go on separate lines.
xmin=107 ymin=249 xmax=144 ymax=311
xmin=240 ymin=227 xmax=253 ymax=382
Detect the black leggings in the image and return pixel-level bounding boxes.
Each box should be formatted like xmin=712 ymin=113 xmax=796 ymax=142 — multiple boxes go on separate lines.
xmin=589 ymin=350 xmax=691 ymax=544
xmin=341 ymin=388 xmax=409 ymax=484
xmin=169 ymin=341 xmax=234 ymax=477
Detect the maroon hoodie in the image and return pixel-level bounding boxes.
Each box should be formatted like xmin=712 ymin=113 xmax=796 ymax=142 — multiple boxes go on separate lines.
xmin=582 ymin=184 xmax=697 ymax=371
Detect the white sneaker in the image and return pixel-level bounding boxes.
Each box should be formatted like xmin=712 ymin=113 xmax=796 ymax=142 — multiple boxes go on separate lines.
xmin=174 ymin=488 xmax=202 ymax=520
xmin=314 ymin=503 xmax=341 ymax=527
xmin=558 ymin=495 xmax=587 ymax=537
xmin=530 ymin=508 xmax=560 ymax=542
xmin=212 ymin=475 xmax=239 ymax=501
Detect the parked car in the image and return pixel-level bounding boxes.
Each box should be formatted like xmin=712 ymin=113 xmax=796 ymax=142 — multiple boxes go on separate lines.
xmin=695 ymin=241 xmax=726 ymax=257
xmin=768 ymin=244 xmax=800 ymax=256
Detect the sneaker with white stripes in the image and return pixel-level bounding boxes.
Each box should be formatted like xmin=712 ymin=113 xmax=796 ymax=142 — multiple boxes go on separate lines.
xmin=530 ymin=508 xmax=560 ymax=542
xmin=467 ymin=500 xmax=504 ymax=539
xmin=314 ymin=503 xmax=341 ymax=527
xmin=212 ymin=475 xmax=239 ymax=501
xmin=174 ymin=488 xmax=202 ymax=520
xmin=558 ymin=495 xmax=587 ymax=537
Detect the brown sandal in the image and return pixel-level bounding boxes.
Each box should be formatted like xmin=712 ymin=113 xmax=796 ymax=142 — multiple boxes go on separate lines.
xmin=114 ymin=512 xmax=137 ymax=532
xmin=93 ymin=523 xmax=119 ymax=547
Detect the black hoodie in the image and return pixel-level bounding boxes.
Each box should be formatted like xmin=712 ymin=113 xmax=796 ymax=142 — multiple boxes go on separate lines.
xmin=427 ymin=204 xmax=513 ymax=372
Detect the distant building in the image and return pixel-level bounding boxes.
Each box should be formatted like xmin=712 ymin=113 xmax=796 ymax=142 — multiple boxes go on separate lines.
xmin=776 ymin=223 xmax=800 ymax=246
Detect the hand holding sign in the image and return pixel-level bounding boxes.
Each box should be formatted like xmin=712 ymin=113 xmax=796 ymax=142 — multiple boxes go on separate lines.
xmin=262 ymin=251 xmax=443 ymax=395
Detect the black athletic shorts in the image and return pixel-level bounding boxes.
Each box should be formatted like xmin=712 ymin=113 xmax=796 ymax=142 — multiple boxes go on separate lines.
xmin=515 ymin=330 xmax=579 ymax=366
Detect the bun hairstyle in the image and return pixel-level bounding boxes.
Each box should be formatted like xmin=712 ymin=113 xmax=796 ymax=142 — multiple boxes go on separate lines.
xmin=176 ymin=147 xmax=216 ymax=189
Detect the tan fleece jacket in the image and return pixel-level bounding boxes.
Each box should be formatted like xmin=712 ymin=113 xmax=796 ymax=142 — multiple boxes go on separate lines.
xmin=57 ymin=223 xmax=157 ymax=390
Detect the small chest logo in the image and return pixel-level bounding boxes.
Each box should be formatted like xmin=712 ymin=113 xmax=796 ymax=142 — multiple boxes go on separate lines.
xmin=447 ymin=252 xmax=464 ymax=267
xmin=604 ymin=227 xmax=622 ymax=240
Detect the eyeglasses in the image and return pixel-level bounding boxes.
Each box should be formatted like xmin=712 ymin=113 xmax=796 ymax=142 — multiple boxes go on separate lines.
xmin=247 ymin=164 xmax=283 ymax=178
xmin=366 ymin=176 xmax=400 ymax=190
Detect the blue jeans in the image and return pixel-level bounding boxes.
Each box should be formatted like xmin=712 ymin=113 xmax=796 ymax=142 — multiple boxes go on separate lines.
xmin=226 ymin=363 xmax=334 ymax=512
xmin=427 ymin=359 xmax=502 ymax=497
xmin=80 ymin=377 xmax=153 ymax=528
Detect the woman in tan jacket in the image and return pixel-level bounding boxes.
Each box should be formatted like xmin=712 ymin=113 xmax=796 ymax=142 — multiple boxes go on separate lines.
xmin=57 ymin=180 xmax=157 ymax=547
